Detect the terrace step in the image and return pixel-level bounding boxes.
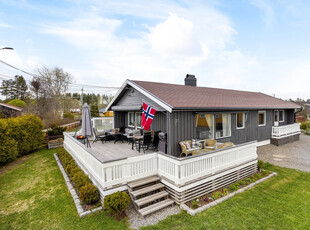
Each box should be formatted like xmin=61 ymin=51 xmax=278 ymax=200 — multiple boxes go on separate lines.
xmin=135 ymin=191 xmax=169 ymax=207
xmin=138 ymin=199 xmax=174 ymax=216
xmin=127 ymin=176 xmax=160 ymax=189
xmin=131 ymin=183 xmax=165 ymax=198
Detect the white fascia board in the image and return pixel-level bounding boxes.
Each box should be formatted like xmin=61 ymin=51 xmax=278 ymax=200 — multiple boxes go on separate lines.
xmin=106 ymin=79 xmax=173 ymax=113
xmin=105 ymin=80 xmax=130 ymax=111
xmin=127 ymin=80 xmax=173 ymax=112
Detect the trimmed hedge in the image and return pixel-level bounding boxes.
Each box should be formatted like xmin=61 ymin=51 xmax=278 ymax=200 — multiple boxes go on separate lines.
xmin=0 ymin=114 xmax=44 ymax=165
xmin=56 ymin=148 xmax=99 ymax=205
xmin=104 ymin=191 xmax=130 ymax=216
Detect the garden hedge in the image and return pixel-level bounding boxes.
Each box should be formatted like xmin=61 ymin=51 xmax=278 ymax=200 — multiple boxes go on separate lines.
xmin=56 ymin=148 xmax=99 ymax=205
xmin=0 ymin=114 xmax=44 ymax=165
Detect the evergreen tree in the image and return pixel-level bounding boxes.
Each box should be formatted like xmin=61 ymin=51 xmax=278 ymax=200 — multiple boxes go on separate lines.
xmin=90 ymin=103 xmax=99 ymax=117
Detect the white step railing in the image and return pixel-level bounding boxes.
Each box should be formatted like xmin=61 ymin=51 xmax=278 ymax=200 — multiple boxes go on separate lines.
xmin=272 ymin=123 xmax=300 ymax=138
xmin=64 ymin=133 xmax=257 ymax=189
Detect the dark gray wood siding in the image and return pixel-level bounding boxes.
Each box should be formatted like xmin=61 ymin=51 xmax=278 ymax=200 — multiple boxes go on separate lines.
xmin=169 ymin=109 xmax=295 ymax=157
xmin=113 ymin=86 xmax=165 ymax=111
xmin=114 ymin=111 xmax=127 ymax=128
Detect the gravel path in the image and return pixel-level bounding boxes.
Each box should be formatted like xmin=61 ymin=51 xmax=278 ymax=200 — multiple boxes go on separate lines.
xmin=257 ymin=134 xmax=310 ymax=172
xmin=126 ymin=202 xmax=181 ymax=229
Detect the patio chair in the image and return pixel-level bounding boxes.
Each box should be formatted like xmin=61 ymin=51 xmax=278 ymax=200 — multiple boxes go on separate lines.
xmin=139 ymin=133 xmax=152 ymax=153
xmin=179 ymin=140 xmax=202 ymax=157
xmin=218 ymin=142 xmax=234 ymax=149
xmin=203 ymin=139 xmax=217 ymax=151
xmin=151 ymin=131 xmax=160 ymax=151
xmin=93 ymin=128 xmax=106 ymax=144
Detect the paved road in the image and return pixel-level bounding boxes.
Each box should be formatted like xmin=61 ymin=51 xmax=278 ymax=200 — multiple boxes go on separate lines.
xmin=257 ymin=134 xmax=310 ymax=172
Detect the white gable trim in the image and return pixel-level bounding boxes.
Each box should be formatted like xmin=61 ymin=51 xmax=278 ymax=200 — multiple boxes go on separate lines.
xmin=0 ymin=103 xmax=22 ymax=111
xmin=106 ymin=79 xmax=173 ymax=113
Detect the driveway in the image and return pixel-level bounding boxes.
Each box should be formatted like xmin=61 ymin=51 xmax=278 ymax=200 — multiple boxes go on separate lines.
xmin=257 ymin=134 xmax=310 ymax=172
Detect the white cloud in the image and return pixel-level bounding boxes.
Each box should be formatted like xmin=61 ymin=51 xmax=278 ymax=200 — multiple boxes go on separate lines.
xmin=0 ymin=21 xmax=11 ymax=28
xmin=251 ymin=0 xmax=276 ymax=27
xmin=149 ymin=13 xmax=202 ymax=58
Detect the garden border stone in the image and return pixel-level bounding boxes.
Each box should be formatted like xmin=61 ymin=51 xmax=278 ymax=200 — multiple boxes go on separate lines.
xmin=180 ymin=171 xmax=277 ymax=216
xmin=54 ymin=154 xmax=102 ymax=218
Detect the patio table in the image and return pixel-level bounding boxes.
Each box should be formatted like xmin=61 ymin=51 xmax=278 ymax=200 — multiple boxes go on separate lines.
xmin=107 ymin=131 xmax=124 ymax=144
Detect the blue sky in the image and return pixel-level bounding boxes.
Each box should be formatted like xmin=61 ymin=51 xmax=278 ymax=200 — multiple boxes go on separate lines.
xmin=1 ymin=0 xmax=310 ymax=99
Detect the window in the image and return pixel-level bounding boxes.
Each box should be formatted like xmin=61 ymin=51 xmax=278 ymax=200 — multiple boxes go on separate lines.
xmin=236 ymin=113 xmax=245 ymax=129
xmin=135 ymin=112 xmax=142 ymax=128
xmin=258 ymin=111 xmax=266 ymax=126
xmin=215 ymin=113 xmax=231 ymax=138
xmin=128 ymin=112 xmax=135 ymax=127
xmin=195 ymin=114 xmax=214 ymax=139
xmin=279 ymin=110 xmax=284 ymax=122
xmin=128 ymin=112 xmax=142 ymax=128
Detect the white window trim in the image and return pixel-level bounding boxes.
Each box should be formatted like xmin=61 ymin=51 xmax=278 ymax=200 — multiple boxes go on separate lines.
xmin=128 ymin=112 xmax=135 ymax=128
xmin=135 ymin=112 xmax=142 ymax=129
xmin=214 ymin=113 xmax=231 ymax=139
xmin=258 ymin=110 xmax=266 ymax=126
xmin=236 ymin=113 xmax=245 ymax=129
xmin=279 ymin=110 xmax=285 ymax=122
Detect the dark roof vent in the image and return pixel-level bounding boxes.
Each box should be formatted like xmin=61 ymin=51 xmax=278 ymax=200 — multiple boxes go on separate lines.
xmin=185 ymin=74 xmax=197 ymax=86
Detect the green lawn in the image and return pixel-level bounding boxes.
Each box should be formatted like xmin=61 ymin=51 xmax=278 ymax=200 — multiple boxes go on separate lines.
xmin=0 ymin=149 xmax=310 ymax=230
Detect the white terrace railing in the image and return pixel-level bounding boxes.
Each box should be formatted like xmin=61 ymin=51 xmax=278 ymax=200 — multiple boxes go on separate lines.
xmin=272 ymin=123 xmax=301 ymax=138
xmin=158 ymin=142 xmax=257 ymax=186
xmin=64 ymin=132 xmax=257 ymax=190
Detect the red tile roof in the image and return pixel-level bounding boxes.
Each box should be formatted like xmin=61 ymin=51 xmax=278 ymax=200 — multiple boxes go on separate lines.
xmin=132 ymin=80 xmax=300 ymax=110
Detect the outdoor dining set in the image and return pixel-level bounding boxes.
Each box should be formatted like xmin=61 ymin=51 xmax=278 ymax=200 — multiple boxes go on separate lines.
xmin=92 ymin=127 xmax=161 ymax=153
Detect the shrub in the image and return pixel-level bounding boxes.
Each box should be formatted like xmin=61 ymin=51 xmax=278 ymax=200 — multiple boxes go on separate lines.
xmin=254 ymin=173 xmax=262 ymax=180
xmin=63 ymin=112 xmax=74 ymax=120
xmin=229 ymin=183 xmax=240 ymax=192
xmin=222 ymin=188 xmax=229 ymax=196
xmin=211 ymin=191 xmax=223 ymax=200
xmin=191 ymin=200 xmax=199 ymax=209
xmin=262 ymin=170 xmax=270 ymax=176
xmin=80 ymin=182 xmax=100 ymax=205
xmin=104 ymin=191 xmax=131 ymax=215
xmin=0 ymin=115 xmax=43 ymax=165
xmin=7 ymin=99 xmax=26 ymax=108
xmin=72 ymin=171 xmax=90 ymax=190
xmin=46 ymin=124 xmax=67 ymax=136
xmin=300 ymin=122 xmax=308 ymax=130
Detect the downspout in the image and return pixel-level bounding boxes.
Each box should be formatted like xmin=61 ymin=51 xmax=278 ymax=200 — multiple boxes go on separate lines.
xmin=294 ymin=107 xmax=303 ymax=123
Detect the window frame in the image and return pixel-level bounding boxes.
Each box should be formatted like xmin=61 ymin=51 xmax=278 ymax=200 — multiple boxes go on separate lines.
xmin=279 ymin=110 xmax=284 ymax=122
xmin=135 ymin=112 xmax=142 ymax=128
xmin=236 ymin=112 xmax=245 ymax=129
xmin=215 ymin=113 xmax=231 ymax=139
xmin=258 ymin=110 xmax=266 ymax=126
xmin=128 ymin=112 xmax=135 ymax=128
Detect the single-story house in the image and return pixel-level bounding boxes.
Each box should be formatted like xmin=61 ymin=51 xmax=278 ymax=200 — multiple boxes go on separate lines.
xmin=0 ymin=102 xmax=23 ymax=117
xmin=106 ymin=74 xmax=301 ymax=152
xmin=63 ymin=75 xmax=301 ymax=215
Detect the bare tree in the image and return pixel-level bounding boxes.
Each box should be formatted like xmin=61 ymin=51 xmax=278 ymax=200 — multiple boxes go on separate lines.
xmin=29 ymin=67 xmax=72 ymax=121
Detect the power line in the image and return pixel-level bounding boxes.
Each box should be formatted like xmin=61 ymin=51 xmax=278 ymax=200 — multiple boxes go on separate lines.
xmin=0 ymin=59 xmax=121 ymax=89
xmin=0 ymin=59 xmax=37 ymax=78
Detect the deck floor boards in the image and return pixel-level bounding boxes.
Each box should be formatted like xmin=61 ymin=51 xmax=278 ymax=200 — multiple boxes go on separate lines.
xmin=86 ymin=140 xmax=156 ymax=163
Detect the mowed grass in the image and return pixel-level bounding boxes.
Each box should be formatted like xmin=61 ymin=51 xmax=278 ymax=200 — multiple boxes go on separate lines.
xmin=1 ymin=149 xmax=310 ymax=230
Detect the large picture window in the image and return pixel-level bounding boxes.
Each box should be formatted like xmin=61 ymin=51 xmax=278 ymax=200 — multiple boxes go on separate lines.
xmin=128 ymin=112 xmax=142 ymax=128
xmin=215 ymin=113 xmax=231 ymax=138
xmin=236 ymin=113 xmax=245 ymax=129
xmin=258 ymin=111 xmax=266 ymax=126
xmin=195 ymin=114 xmax=214 ymax=139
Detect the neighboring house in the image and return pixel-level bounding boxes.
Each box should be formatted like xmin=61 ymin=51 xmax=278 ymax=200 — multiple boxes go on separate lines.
xmin=63 ymin=75 xmax=301 ymax=215
xmin=106 ymin=75 xmax=301 ymax=153
xmin=99 ymin=107 xmax=113 ymax=117
xmin=70 ymin=106 xmax=81 ymax=113
xmin=0 ymin=102 xmax=23 ymax=117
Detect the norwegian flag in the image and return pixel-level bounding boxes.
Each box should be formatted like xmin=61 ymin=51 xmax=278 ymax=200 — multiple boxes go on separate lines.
xmin=141 ymin=102 xmax=156 ymax=131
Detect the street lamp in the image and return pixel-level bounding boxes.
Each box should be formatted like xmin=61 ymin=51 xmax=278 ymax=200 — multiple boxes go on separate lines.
xmin=0 ymin=47 xmax=14 ymax=50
